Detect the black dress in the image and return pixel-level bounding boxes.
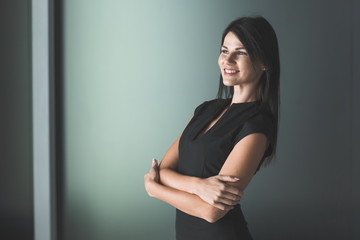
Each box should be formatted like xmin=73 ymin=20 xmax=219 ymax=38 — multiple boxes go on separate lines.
xmin=175 ymin=98 xmax=273 ymax=240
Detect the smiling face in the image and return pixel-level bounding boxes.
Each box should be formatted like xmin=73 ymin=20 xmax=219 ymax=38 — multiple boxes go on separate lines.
xmin=218 ymin=32 xmax=264 ymax=87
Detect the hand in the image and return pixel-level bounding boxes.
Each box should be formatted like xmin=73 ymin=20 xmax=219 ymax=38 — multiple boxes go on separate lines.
xmin=144 ymin=158 xmax=160 ymax=197
xmin=194 ymin=175 xmax=243 ymax=211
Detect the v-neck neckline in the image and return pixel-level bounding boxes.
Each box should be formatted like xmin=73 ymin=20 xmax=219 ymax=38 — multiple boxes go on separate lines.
xmin=193 ymin=99 xmax=258 ymax=141
xmin=193 ymin=100 xmax=232 ymax=140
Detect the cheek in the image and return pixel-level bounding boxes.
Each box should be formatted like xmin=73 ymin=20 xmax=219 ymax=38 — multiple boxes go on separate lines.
xmin=238 ymin=58 xmax=250 ymax=67
xmin=218 ymin=56 xmax=222 ymax=68
xmin=238 ymin=60 xmax=253 ymax=73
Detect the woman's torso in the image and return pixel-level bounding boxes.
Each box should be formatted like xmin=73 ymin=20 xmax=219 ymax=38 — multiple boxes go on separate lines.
xmin=175 ymin=98 xmax=272 ymax=240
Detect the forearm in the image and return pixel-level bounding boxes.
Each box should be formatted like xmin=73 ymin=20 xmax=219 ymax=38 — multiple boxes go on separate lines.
xmin=159 ymin=168 xmax=201 ymax=194
xmin=147 ymin=180 xmax=227 ymax=223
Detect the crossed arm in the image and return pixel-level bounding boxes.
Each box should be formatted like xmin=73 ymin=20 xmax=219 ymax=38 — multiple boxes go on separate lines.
xmin=144 ymin=125 xmax=268 ymax=223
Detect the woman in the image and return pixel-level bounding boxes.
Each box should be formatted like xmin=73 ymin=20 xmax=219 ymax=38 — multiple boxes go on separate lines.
xmin=144 ymin=16 xmax=280 ymax=239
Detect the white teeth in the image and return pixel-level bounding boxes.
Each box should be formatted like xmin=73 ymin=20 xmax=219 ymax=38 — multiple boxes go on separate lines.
xmin=225 ymin=69 xmax=238 ymax=73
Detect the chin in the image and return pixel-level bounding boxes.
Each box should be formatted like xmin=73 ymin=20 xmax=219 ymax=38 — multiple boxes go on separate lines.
xmin=222 ymin=79 xmax=236 ymax=87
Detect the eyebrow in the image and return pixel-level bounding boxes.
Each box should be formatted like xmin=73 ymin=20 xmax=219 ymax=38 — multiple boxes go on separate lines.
xmin=221 ymin=45 xmax=246 ymax=50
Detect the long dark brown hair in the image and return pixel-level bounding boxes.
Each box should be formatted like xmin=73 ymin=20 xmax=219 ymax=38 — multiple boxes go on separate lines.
xmin=217 ymin=16 xmax=280 ymax=165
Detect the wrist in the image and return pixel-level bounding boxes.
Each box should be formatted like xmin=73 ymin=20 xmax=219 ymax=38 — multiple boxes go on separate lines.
xmin=145 ymin=179 xmax=159 ymax=197
xmin=189 ymin=177 xmax=203 ymax=195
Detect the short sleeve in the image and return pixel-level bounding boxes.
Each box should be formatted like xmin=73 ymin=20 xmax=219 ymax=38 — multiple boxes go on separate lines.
xmin=233 ymin=113 xmax=274 ymax=173
xmin=193 ymin=101 xmax=208 ymax=116
xmin=233 ymin=113 xmax=274 ymax=157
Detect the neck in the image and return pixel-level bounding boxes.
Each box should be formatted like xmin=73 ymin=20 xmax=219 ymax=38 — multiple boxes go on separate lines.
xmin=231 ymin=84 xmax=258 ymax=104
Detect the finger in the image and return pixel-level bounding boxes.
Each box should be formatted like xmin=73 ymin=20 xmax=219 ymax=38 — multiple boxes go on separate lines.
xmin=212 ymin=202 xmax=234 ymax=211
xmin=152 ymin=158 xmax=158 ymax=168
xmin=217 ymin=175 xmax=240 ymax=182
xmin=218 ymin=191 xmax=242 ymax=202
xmin=216 ymin=196 xmax=240 ymax=206
xmin=223 ymin=185 xmax=243 ymax=197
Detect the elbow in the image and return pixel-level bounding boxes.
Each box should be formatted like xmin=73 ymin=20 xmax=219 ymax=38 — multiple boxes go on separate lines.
xmin=202 ymin=206 xmax=228 ymax=223
xmin=204 ymin=216 xmax=219 ymax=224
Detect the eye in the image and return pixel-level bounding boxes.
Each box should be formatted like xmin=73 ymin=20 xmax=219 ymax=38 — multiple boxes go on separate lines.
xmin=220 ymin=49 xmax=228 ymax=54
xmin=236 ymin=51 xmax=248 ymax=56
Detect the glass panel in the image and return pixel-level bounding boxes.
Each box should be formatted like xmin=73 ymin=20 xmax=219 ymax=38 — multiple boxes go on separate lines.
xmin=61 ymin=1 xmax=244 ymax=239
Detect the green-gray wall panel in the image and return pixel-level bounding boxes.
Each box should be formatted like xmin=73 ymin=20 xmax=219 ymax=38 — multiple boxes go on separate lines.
xmin=61 ymin=1 xmax=356 ymax=239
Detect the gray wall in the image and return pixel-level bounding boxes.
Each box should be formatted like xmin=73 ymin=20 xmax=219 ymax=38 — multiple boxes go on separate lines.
xmin=0 ymin=0 xmax=33 ymax=240
xmin=243 ymin=1 xmax=353 ymax=239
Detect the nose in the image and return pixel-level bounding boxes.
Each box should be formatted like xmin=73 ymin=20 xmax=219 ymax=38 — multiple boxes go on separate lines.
xmin=224 ymin=53 xmax=236 ymax=64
